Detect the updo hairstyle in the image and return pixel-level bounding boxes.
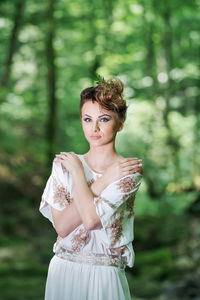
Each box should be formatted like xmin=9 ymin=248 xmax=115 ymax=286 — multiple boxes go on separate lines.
xmin=80 ymin=77 xmax=128 ymax=123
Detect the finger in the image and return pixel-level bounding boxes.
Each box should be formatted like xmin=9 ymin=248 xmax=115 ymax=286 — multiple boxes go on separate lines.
xmin=63 ymin=152 xmax=74 ymax=157
xmin=121 ymin=160 xmax=141 ymax=167
xmin=119 ymin=157 xmax=138 ymax=163
xmin=124 ymin=163 xmax=143 ymax=172
xmin=122 ymin=166 xmax=139 ymax=173
xmin=121 ymin=169 xmax=138 ymax=176
xmin=126 ymin=157 xmax=140 ymax=161
xmin=56 ymin=154 xmax=66 ymax=160
xmin=60 ymin=152 xmax=69 ymax=156
xmin=69 ymin=152 xmax=76 ymax=157
xmin=121 ymin=158 xmax=140 ymax=163
xmin=120 ymin=160 xmax=142 ymax=167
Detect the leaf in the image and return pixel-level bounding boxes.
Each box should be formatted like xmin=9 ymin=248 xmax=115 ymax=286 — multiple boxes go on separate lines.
xmin=94 ymin=73 xmax=105 ymax=85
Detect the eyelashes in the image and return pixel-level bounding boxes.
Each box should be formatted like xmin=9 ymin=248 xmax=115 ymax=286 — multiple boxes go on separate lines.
xmin=83 ymin=117 xmax=110 ymax=123
xmin=100 ymin=117 xmax=110 ymax=122
xmin=83 ymin=118 xmax=92 ymax=122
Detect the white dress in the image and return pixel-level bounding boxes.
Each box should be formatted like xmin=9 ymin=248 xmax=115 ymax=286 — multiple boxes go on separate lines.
xmin=39 ymin=154 xmax=143 ymax=300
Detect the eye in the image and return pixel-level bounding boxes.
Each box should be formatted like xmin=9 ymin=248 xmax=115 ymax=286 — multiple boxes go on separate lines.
xmin=83 ymin=117 xmax=92 ymax=122
xmin=100 ymin=117 xmax=110 ymax=122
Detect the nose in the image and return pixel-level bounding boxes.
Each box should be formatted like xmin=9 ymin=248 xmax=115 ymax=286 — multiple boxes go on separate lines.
xmin=92 ymin=120 xmax=100 ymax=132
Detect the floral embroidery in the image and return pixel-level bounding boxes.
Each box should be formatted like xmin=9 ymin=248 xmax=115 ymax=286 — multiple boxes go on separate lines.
xmin=71 ymin=228 xmax=90 ymax=252
xmin=102 ymin=198 xmax=118 ymax=209
xmin=56 ymin=247 xmax=126 ymax=269
xmin=116 ymin=176 xmax=136 ymax=194
xmin=126 ymin=194 xmax=136 ymax=218
xmin=87 ymin=178 xmax=95 ymax=187
xmin=94 ymin=196 xmax=103 ymax=205
xmin=109 ymin=245 xmax=126 ymax=256
xmin=107 ymin=210 xmax=124 ymax=247
xmin=94 ymin=196 xmax=117 ymax=209
xmin=52 ymin=176 xmax=73 ymax=208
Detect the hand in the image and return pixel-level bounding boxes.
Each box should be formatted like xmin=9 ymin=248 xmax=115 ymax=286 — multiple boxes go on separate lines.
xmin=103 ymin=157 xmax=143 ymax=186
xmin=54 ymin=152 xmax=84 ymax=175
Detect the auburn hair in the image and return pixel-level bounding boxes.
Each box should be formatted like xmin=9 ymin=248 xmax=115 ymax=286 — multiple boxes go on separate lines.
xmin=80 ymin=77 xmax=128 ymax=122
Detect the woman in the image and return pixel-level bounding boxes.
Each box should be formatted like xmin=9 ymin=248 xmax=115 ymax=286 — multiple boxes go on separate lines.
xmin=39 ymin=77 xmax=143 ymax=300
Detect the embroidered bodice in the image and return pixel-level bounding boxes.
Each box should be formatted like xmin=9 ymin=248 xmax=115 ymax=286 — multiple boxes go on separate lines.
xmin=39 ymin=154 xmax=143 ymax=268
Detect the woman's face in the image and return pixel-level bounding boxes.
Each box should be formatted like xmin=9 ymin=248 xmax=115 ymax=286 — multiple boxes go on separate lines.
xmin=81 ymin=101 xmax=123 ymax=147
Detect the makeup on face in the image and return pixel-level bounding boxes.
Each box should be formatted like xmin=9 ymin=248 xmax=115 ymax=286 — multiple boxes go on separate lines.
xmin=82 ymin=113 xmax=112 ymax=124
xmin=81 ymin=101 xmax=122 ymax=145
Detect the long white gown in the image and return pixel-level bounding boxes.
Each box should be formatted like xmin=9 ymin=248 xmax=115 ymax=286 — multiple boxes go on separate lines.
xmin=39 ymin=153 xmax=143 ymax=300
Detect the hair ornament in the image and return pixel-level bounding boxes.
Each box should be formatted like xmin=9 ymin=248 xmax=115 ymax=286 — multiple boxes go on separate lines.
xmin=94 ymin=73 xmax=105 ymax=85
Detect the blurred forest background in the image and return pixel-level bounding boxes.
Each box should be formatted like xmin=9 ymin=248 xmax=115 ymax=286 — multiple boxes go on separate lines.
xmin=0 ymin=0 xmax=200 ymax=299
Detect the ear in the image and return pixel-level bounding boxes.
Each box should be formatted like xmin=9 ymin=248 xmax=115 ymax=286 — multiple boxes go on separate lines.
xmin=117 ymin=121 xmax=124 ymax=132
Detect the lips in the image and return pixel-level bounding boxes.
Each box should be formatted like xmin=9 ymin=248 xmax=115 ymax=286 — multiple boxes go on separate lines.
xmin=90 ymin=136 xmax=101 ymax=139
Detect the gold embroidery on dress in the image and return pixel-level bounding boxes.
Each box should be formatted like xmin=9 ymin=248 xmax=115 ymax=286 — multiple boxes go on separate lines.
xmin=116 ymin=177 xmax=136 ymax=193
xmin=94 ymin=196 xmax=103 ymax=205
xmin=109 ymin=245 xmax=126 ymax=256
xmin=107 ymin=210 xmax=124 ymax=247
xmin=71 ymin=228 xmax=90 ymax=252
xmin=87 ymin=178 xmax=95 ymax=187
xmin=94 ymin=196 xmax=117 ymax=209
xmin=52 ymin=176 xmax=73 ymax=207
xmin=56 ymin=247 xmax=126 ymax=269
xmin=126 ymin=194 xmax=136 ymax=218
xmin=102 ymin=198 xmax=117 ymax=209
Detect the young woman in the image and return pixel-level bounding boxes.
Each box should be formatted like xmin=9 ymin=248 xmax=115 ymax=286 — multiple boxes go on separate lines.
xmin=39 ymin=78 xmax=143 ymax=300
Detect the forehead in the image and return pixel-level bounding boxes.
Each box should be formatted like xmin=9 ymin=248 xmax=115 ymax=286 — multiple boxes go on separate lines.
xmin=81 ymin=101 xmax=115 ymax=117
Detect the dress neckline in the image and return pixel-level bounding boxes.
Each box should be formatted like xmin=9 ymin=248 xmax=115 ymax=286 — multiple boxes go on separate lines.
xmin=81 ymin=154 xmax=103 ymax=176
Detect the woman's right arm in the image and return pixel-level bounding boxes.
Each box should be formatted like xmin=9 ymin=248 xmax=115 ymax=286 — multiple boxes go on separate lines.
xmin=51 ymin=202 xmax=82 ymax=238
xmin=51 ymin=174 xmax=109 ymax=237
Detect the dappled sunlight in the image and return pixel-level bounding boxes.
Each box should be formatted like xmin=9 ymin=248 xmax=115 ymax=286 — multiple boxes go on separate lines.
xmin=0 ymin=0 xmax=199 ymax=299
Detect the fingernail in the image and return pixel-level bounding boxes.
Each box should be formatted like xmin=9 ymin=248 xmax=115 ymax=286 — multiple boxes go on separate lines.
xmin=138 ymin=159 xmax=142 ymax=162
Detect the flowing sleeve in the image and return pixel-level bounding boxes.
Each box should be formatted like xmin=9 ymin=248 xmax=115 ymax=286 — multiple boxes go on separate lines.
xmin=93 ymin=172 xmax=142 ymax=248
xmin=39 ymin=160 xmax=73 ymax=227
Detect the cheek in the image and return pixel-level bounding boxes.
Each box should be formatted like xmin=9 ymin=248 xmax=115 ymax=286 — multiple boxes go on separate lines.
xmin=82 ymin=123 xmax=90 ymax=136
xmin=109 ymin=120 xmax=119 ymax=132
xmin=101 ymin=123 xmax=117 ymax=135
xmin=112 ymin=120 xmax=121 ymax=133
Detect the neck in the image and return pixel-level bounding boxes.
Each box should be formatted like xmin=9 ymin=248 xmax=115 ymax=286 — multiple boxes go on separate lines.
xmin=84 ymin=142 xmax=120 ymax=172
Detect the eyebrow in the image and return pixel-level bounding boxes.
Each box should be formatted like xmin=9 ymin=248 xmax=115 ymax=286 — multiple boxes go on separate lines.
xmin=83 ymin=114 xmax=111 ymax=118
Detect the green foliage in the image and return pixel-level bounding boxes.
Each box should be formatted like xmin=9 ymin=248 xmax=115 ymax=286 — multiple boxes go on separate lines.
xmin=0 ymin=0 xmax=200 ymax=299
xmin=94 ymin=73 xmax=105 ymax=85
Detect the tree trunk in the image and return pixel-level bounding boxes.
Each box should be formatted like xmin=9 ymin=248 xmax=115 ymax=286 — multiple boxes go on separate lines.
xmin=45 ymin=0 xmax=57 ymax=172
xmin=88 ymin=0 xmax=101 ymax=81
xmin=89 ymin=0 xmax=114 ymax=81
xmin=162 ymin=8 xmax=180 ymax=183
xmin=0 ymin=1 xmax=25 ymax=95
xmin=143 ymin=0 xmax=157 ymax=94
